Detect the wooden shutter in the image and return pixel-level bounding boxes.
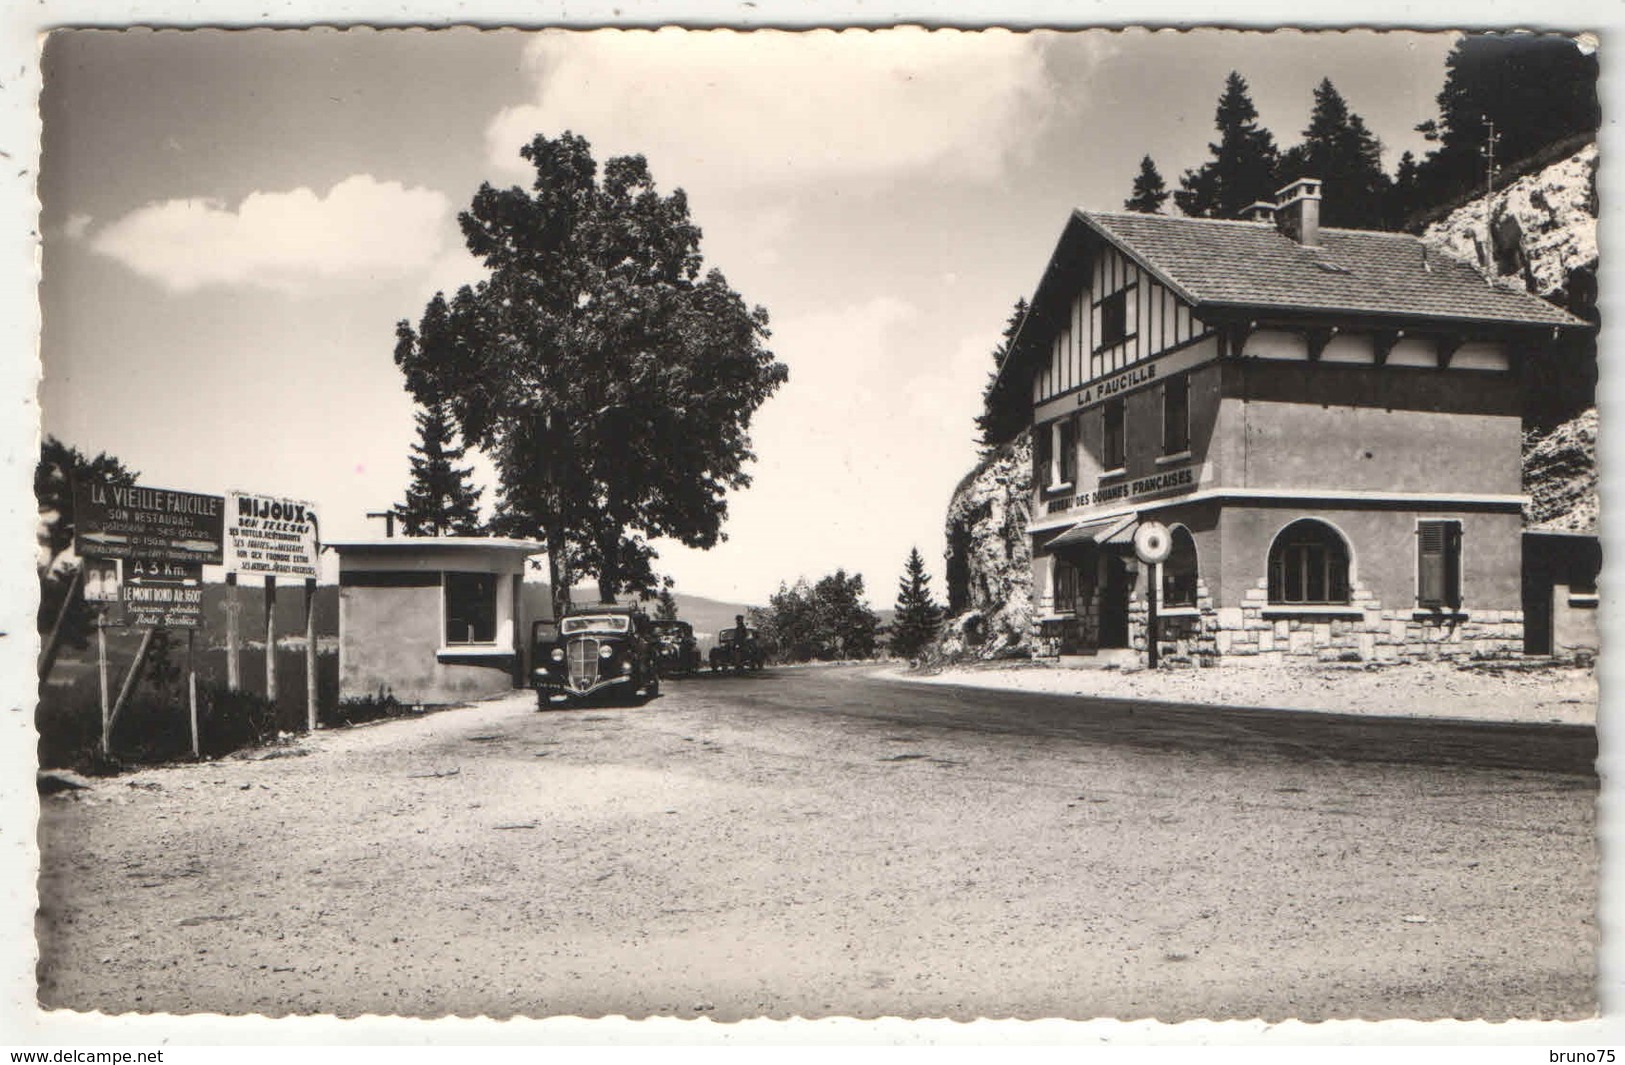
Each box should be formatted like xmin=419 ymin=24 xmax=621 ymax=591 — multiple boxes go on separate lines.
xmin=1058 ymin=417 xmax=1077 ymax=485
xmin=1418 ymin=521 xmax=1461 ymax=608
xmin=1034 ymin=422 xmax=1052 ymax=487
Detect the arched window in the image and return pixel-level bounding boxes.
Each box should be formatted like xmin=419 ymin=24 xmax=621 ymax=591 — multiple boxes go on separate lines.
xmin=1161 ymin=526 xmax=1199 ymax=607
xmin=1267 ymin=519 xmax=1351 ymax=605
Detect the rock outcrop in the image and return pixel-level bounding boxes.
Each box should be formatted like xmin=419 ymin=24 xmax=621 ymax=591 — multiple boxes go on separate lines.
xmin=1420 ymin=142 xmax=1597 ymax=311
xmin=1525 ymin=408 xmax=1598 ymax=534
xmin=937 ymin=431 xmax=1034 ymax=659
xmin=1423 ymin=143 xmax=1598 ymax=533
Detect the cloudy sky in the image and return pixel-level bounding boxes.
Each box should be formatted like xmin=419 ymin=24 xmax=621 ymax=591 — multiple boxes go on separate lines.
xmin=37 ymin=27 xmax=1463 ymax=605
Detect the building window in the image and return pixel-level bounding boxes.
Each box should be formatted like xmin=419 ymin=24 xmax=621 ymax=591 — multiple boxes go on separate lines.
xmin=1162 ymin=374 xmax=1190 ymax=455
xmin=1053 ymin=558 xmax=1079 ymax=614
xmin=1416 ymin=520 xmax=1463 ymax=609
xmin=1103 ymin=398 xmax=1126 ymax=471
xmin=445 ymin=571 xmax=499 ymax=644
xmin=1161 ymin=526 xmax=1199 ymax=607
xmin=1033 ymin=421 xmax=1053 ymax=489
xmin=1095 ymin=286 xmax=1136 ymax=351
xmin=1267 ymin=520 xmax=1351 ymax=605
xmin=1055 ymin=417 xmax=1077 ymax=486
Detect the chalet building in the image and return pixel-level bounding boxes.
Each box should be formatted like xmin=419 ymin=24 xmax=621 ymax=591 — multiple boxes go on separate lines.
xmin=995 ymin=179 xmax=1589 ymax=665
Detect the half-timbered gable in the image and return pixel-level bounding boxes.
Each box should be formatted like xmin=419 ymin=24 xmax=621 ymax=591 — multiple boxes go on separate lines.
xmin=1033 ymin=243 xmax=1209 ymax=404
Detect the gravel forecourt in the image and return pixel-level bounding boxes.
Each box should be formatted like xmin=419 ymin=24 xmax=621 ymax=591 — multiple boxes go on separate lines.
xmin=36 ymin=665 xmax=1596 ymax=1023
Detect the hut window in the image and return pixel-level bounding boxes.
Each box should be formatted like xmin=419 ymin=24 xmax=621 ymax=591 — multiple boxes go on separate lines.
xmin=1268 ymin=520 xmax=1351 ymax=605
xmin=445 ymin=572 xmax=499 ymax=644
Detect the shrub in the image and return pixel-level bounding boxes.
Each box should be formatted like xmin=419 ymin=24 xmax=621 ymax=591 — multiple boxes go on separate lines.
xmin=321 ymin=688 xmax=414 ymax=728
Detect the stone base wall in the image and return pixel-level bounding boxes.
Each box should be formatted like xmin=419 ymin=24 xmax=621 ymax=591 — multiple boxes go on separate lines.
xmin=1115 ymin=575 xmax=1523 ymax=665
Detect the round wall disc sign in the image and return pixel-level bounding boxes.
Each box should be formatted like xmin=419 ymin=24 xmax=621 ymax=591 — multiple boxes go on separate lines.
xmin=1134 ymin=521 xmax=1173 ymax=564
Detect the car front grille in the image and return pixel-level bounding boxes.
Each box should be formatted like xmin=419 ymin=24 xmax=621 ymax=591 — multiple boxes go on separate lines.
xmin=567 ymin=638 xmax=599 ymax=691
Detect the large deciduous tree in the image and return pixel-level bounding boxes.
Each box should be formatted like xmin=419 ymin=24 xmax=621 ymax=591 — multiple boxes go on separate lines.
xmin=394 ymin=133 xmax=788 ymax=612
xmin=754 ymin=570 xmax=880 ymax=663
xmin=1176 ymin=72 xmax=1280 ymax=219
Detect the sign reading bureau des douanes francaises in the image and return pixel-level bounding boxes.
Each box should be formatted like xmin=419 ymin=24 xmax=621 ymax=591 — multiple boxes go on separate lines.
xmin=73 ymin=483 xmax=225 ymax=566
xmin=1046 ymin=464 xmax=1198 ymax=517
xmin=225 ymin=492 xmax=320 ymax=579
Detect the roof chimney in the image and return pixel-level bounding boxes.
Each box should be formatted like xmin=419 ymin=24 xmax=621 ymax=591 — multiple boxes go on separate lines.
xmin=1238 ymin=201 xmax=1276 ymax=223
xmin=1274 ymin=177 xmax=1322 ymax=247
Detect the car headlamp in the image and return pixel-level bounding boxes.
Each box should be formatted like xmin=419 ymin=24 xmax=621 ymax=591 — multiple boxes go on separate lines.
xmin=598 ymin=644 xmax=614 ymax=660
xmin=550 ymin=648 xmax=565 ymax=662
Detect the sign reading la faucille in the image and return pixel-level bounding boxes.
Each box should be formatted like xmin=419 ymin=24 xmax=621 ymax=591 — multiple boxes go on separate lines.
xmin=225 ymin=492 xmax=320 ymax=579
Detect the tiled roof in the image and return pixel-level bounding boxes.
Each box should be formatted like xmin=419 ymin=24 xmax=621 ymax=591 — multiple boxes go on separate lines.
xmin=1081 ymin=210 xmax=1585 ymax=328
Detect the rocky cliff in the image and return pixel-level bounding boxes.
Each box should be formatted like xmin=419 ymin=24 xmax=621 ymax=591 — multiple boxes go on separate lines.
xmin=937 ymin=431 xmax=1034 ymax=658
xmin=1420 ymin=142 xmax=1597 ymax=309
xmin=1524 ymin=408 xmax=1598 ymax=534
xmin=1422 ymin=142 xmax=1599 ymax=533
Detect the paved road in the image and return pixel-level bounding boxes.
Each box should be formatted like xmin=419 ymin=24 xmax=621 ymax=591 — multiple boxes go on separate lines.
xmin=744 ymin=666 xmax=1599 ymax=776
xmin=37 ymin=665 xmax=1596 ymax=1022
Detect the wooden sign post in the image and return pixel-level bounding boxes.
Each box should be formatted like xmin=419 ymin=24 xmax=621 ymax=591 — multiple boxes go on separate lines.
xmin=225 ymin=492 xmax=320 ymax=728
xmin=305 ymin=577 xmax=319 ymax=731
xmin=187 ymin=628 xmax=200 ymax=760
xmin=96 ymin=610 xmax=111 ymax=757
xmin=225 ymin=571 xmax=241 ymax=691
xmin=264 ymin=575 xmax=278 ymax=706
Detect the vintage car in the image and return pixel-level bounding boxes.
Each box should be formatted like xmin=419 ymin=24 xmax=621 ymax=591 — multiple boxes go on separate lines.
xmin=531 ymin=605 xmax=659 ymax=707
xmin=708 ymin=625 xmax=765 ymax=673
xmin=650 ymin=619 xmax=702 ymax=677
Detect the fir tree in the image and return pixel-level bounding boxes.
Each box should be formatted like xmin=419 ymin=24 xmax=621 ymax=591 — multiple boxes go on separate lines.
xmin=889 ymin=547 xmax=942 ymax=660
xmin=1277 ymin=79 xmax=1390 ymax=229
xmin=1175 ymin=72 xmax=1280 ymax=219
xmin=655 ymin=586 xmax=679 ymax=621
xmin=1385 ymin=150 xmax=1424 ymax=227
xmin=1411 ymin=34 xmax=1599 ymax=207
xmin=395 ymin=396 xmax=485 ymax=537
xmin=1124 ymin=155 xmax=1170 ymax=214
xmin=974 ymin=297 xmax=1031 ymax=454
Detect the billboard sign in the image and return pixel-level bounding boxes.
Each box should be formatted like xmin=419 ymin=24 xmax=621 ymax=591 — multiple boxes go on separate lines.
xmin=120 ymin=560 xmax=205 ymax=629
xmin=74 ymin=483 xmax=225 ymax=565
xmin=225 ymin=492 xmax=320 ymax=579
